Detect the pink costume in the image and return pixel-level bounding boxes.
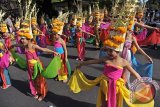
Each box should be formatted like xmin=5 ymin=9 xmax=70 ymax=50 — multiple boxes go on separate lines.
xmin=135 ymin=29 xmax=148 ymax=42
xmin=25 ymin=50 xmax=48 ymax=97
xmin=82 ymin=23 xmax=94 ymax=39
xmin=103 ymin=64 xmax=123 ymax=107
xmin=26 ymin=50 xmax=38 ymax=95
xmin=39 ymin=24 xmax=47 ymax=47
xmin=54 ymin=41 xmax=68 ymax=80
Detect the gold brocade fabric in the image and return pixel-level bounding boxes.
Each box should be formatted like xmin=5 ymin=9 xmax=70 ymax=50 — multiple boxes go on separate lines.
xmin=68 ymin=69 xmax=154 ymax=107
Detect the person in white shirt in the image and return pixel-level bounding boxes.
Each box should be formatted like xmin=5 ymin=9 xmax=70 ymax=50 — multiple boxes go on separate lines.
xmin=5 ymin=15 xmax=14 ymax=33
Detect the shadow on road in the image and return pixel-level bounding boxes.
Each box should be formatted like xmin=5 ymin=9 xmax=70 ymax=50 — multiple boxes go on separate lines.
xmin=85 ymin=46 xmax=99 ymax=51
xmin=68 ymin=55 xmax=94 ymax=61
xmin=12 ymin=79 xmax=30 ymax=96
xmin=45 ymin=91 xmax=95 ymax=107
xmin=13 ymin=64 xmax=27 ymax=71
xmin=39 ymin=53 xmax=53 ymax=58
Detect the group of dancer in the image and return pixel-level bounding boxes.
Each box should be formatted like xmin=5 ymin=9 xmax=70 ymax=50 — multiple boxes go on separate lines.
xmin=0 ymin=0 xmax=160 ymax=107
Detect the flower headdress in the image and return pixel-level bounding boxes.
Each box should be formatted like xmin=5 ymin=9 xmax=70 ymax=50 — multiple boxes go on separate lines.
xmin=0 ymin=10 xmax=8 ymax=33
xmin=17 ymin=0 xmax=38 ymax=39
xmin=0 ymin=23 xmax=8 ymax=33
xmin=52 ymin=19 xmax=64 ymax=35
xmin=15 ymin=19 xmax=20 ymax=29
xmin=17 ymin=27 xmax=32 ymax=39
xmin=18 ymin=19 xmax=32 ymax=39
xmin=52 ymin=12 xmax=69 ymax=35
xmin=103 ymin=0 xmax=138 ymax=52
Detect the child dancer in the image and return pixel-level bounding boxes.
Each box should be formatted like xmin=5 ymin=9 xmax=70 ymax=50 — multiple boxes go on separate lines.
xmin=53 ymin=32 xmax=68 ymax=83
xmin=11 ymin=30 xmax=59 ymax=101
xmin=122 ymin=30 xmax=153 ymax=87
xmin=76 ymin=27 xmax=85 ymax=61
xmin=68 ymin=36 xmax=154 ymax=107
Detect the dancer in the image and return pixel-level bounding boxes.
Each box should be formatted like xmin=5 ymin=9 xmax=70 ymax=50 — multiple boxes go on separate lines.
xmin=3 ymin=32 xmax=12 ymax=49
xmin=11 ymin=29 xmax=59 ymax=101
xmin=53 ymin=31 xmax=68 ymax=83
xmin=133 ymin=10 xmax=159 ymax=46
xmin=122 ymin=30 xmax=153 ymax=87
xmin=39 ymin=16 xmax=47 ymax=48
xmin=76 ymin=25 xmax=85 ymax=61
xmin=68 ymin=31 xmax=154 ymax=107
xmin=68 ymin=2 xmax=154 ymax=106
xmin=0 ymin=42 xmax=12 ymax=89
xmin=52 ymin=18 xmax=69 ymax=83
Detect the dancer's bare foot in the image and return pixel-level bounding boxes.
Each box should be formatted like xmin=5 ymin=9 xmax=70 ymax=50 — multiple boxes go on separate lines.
xmin=38 ymin=96 xmax=44 ymax=102
xmin=63 ymin=79 xmax=68 ymax=83
xmin=1 ymin=85 xmax=11 ymax=89
xmin=33 ymin=95 xmax=39 ymax=100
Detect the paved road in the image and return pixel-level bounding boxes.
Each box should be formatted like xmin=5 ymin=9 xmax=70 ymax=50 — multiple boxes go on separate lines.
xmin=0 ymin=44 xmax=160 ymax=107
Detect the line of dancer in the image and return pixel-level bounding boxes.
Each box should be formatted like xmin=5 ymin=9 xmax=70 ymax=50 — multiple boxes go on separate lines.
xmin=0 ymin=0 xmax=159 ymax=107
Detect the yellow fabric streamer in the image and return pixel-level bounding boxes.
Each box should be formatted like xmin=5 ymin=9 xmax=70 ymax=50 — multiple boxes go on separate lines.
xmin=68 ymin=69 xmax=154 ymax=107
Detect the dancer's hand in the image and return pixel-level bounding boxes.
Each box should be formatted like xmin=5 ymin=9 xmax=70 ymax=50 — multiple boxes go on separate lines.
xmin=54 ymin=52 xmax=60 ymax=56
xmin=154 ymin=27 xmax=159 ymax=31
xmin=65 ymin=58 xmax=68 ymax=62
xmin=137 ymin=76 xmax=142 ymax=82
xmin=148 ymin=57 xmax=153 ymax=63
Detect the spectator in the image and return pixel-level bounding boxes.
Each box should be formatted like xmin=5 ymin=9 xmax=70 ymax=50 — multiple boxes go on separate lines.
xmin=5 ymin=15 xmax=15 ymax=33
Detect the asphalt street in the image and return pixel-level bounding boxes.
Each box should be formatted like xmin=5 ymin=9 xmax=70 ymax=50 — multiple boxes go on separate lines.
xmin=0 ymin=43 xmax=160 ymax=107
